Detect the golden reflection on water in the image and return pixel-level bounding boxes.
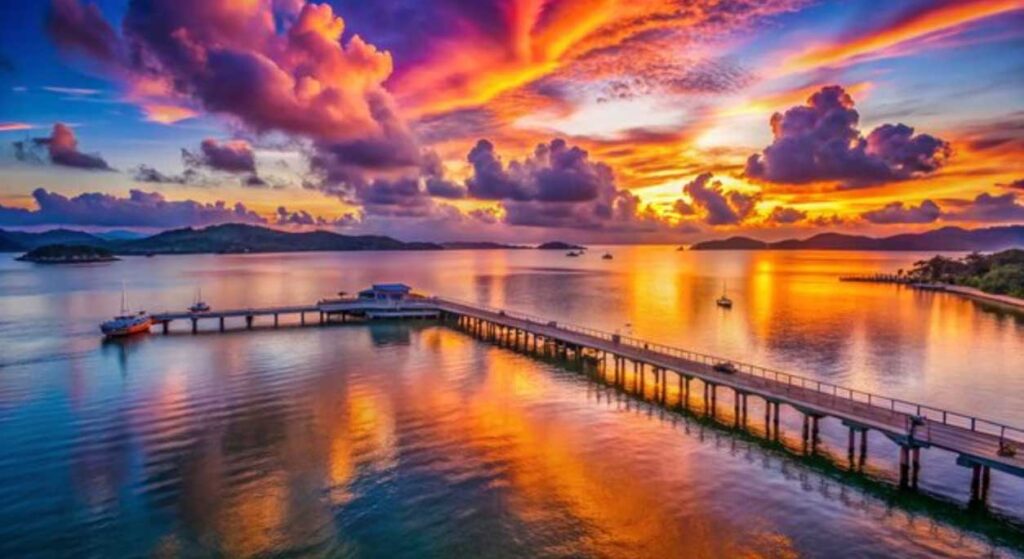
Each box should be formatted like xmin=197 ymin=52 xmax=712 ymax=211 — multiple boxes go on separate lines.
xmin=2 ymin=249 xmax=1023 ymax=557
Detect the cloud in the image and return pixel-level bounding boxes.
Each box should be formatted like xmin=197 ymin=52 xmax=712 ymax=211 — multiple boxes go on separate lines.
xmin=48 ymin=0 xmax=417 ymax=183
xmin=682 ymin=172 xmax=760 ymax=226
xmin=130 ymin=164 xmax=201 ymax=185
xmin=465 ymin=138 xmax=671 ymax=231
xmin=766 ymin=206 xmax=807 ymax=224
xmin=14 ymin=123 xmax=112 ymax=170
xmin=0 ymin=122 xmax=34 ymax=132
xmin=860 ymin=200 xmax=941 ymax=224
xmin=998 ymin=178 xmax=1024 ymax=190
xmin=780 ymin=1 xmax=1022 ymax=74
xmin=943 ymin=192 xmax=1024 ymax=223
xmin=0 ymin=188 xmax=265 ymax=227
xmin=467 ymin=138 xmax=615 ymax=203
xmin=745 ymin=85 xmax=950 ymax=188
xmin=183 ymin=139 xmax=256 ymax=174
xmin=46 ymin=0 xmax=120 ymax=64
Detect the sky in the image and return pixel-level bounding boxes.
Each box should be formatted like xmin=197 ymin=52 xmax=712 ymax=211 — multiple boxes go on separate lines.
xmin=0 ymin=0 xmax=1022 ymax=244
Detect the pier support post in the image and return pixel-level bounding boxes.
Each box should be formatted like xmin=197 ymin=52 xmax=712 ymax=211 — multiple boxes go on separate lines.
xmin=848 ymin=427 xmax=856 ymax=464
xmin=970 ymin=464 xmax=982 ymax=503
xmin=677 ymin=375 xmax=684 ymax=408
xmin=765 ymin=401 xmax=772 ymax=436
xmin=734 ymin=391 xmax=741 ymax=427
xmin=162 ymin=321 xmax=169 ymax=335
xmin=301 ymin=312 xmax=305 ymax=326
xmin=274 ymin=314 xmax=279 ymax=328
xmin=191 ymin=318 xmax=197 ymax=334
xmin=911 ymin=447 xmax=921 ymax=489
xmin=246 ymin=315 xmax=253 ymax=330
xmin=802 ymin=414 xmax=810 ymax=451
xmin=811 ymin=415 xmax=820 ymax=449
xmin=742 ymin=394 xmax=748 ymax=425
xmin=899 ymin=445 xmax=910 ymax=488
xmin=981 ymin=465 xmax=991 ymax=503
xmin=773 ymin=403 xmax=781 ymax=439
xmin=219 ymin=317 xmax=225 ymax=332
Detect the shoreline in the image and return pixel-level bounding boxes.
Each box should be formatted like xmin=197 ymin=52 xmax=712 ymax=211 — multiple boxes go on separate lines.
xmin=936 ymin=285 xmax=1024 ymax=312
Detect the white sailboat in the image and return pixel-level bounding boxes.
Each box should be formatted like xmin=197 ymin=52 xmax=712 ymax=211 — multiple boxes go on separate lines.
xmin=189 ymin=287 xmax=210 ymax=313
xmin=716 ymin=281 xmax=733 ymax=308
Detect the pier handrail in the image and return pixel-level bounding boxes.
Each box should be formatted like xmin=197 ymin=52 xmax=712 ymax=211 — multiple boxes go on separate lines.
xmin=434 ymin=296 xmax=1024 ymax=445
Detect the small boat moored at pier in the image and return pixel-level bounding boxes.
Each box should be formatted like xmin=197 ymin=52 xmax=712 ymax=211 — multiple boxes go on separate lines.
xmin=101 ymin=284 xmax=151 ymax=337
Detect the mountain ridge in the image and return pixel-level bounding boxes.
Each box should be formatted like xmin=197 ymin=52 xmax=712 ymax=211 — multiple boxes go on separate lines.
xmin=689 ymin=226 xmax=1024 ymax=252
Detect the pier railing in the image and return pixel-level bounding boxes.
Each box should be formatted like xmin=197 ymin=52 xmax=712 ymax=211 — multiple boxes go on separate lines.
xmin=435 ymin=297 xmax=1024 ymax=445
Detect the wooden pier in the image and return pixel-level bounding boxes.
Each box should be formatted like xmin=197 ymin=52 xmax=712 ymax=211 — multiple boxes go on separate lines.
xmin=146 ymin=292 xmax=1023 ymax=506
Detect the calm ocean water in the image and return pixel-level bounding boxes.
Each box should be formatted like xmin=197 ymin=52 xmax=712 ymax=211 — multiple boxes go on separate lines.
xmin=1 ymin=246 xmax=1022 ymax=557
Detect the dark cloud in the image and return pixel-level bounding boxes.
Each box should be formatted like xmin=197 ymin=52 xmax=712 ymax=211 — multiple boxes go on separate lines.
xmin=466 ymin=139 xmax=532 ymax=201
xmin=467 ymin=138 xmax=614 ymax=203
xmin=998 ymin=178 xmax=1024 ymax=190
xmin=860 ymin=200 xmax=941 ymax=224
xmin=15 ymin=123 xmax=112 ymax=170
xmin=464 ymin=139 xmax=668 ymax=231
xmin=183 ymin=139 xmax=256 ymax=174
xmin=353 ymin=177 xmax=437 ymax=218
xmin=683 ymin=172 xmax=760 ymax=226
xmin=0 ymin=188 xmax=265 ymax=227
xmin=131 ymin=164 xmax=201 ymax=185
xmin=46 ymin=0 xmax=120 ymax=64
xmin=766 ymin=206 xmax=807 ymax=224
xmin=745 ymin=85 xmax=950 ymax=188
xmin=943 ymin=192 xmax=1024 ymax=223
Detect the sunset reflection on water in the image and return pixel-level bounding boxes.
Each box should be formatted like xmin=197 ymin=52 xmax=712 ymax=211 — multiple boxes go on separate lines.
xmin=0 ymin=248 xmax=1022 ymax=557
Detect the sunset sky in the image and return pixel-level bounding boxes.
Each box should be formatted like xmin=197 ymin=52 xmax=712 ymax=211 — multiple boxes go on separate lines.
xmin=1 ymin=0 xmax=1022 ymax=243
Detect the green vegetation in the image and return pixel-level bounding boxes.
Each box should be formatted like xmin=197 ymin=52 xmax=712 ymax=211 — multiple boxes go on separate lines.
xmin=909 ymin=249 xmax=1024 ymax=298
xmin=17 ymin=244 xmax=119 ymax=263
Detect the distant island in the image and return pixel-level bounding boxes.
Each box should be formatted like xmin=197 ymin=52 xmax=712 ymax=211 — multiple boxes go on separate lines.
xmin=537 ymin=241 xmax=585 ymax=250
xmin=689 ymin=226 xmax=1024 ymax=252
xmin=0 ymin=224 xmax=587 ymax=256
xmin=16 ymin=244 xmax=119 ymax=264
xmin=440 ymin=241 xmax=529 ymax=250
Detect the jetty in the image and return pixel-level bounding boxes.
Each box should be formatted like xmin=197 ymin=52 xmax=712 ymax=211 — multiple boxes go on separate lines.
xmin=146 ymin=283 xmax=1023 ymax=506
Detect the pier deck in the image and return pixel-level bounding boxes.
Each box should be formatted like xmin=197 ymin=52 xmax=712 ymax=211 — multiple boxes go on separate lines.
xmin=433 ymin=298 xmax=1024 ymax=480
xmin=142 ymin=292 xmax=1024 ymax=503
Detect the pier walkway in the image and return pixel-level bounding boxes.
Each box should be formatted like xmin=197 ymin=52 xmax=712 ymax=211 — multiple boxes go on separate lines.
xmin=145 ymin=292 xmax=1023 ymax=504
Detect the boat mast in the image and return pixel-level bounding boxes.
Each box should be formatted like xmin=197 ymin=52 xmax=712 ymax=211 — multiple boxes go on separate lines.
xmin=120 ymin=281 xmax=129 ymax=314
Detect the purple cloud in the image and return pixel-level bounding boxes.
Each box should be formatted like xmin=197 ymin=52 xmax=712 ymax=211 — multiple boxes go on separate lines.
xmin=861 ymin=200 xmax=941 ymax=224
xmin=745 ymin=86 xmax=950 ymax=188
xmin=683 ymin=172 xmax=760 ymax=226
xmin=0 ymin=188 xmax=265 ymax=227
xmin=183 ymin=139 xmax=256 ymax=174
xmin=766 ymin=206 xmax=807 ymax=224
xmin=943 ymin=192 xmax=1024 ymax=223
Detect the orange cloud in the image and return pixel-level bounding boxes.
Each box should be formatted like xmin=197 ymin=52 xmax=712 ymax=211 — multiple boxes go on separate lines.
xmin=781 ymin=0 xmax=1022 ymax=74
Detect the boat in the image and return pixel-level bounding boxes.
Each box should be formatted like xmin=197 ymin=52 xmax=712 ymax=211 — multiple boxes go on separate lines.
xmin=716 ymin=281 xmax=733 ymax=308
xmin=100 ymin=283 xmax=151 ymax=337
xmin=602 ymin=252 xmax=613 ymax=260
xmin=189 ymin=287 xmax=211 ymax=313
xmin=566 ymin=251 xmax=581 ymax=257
